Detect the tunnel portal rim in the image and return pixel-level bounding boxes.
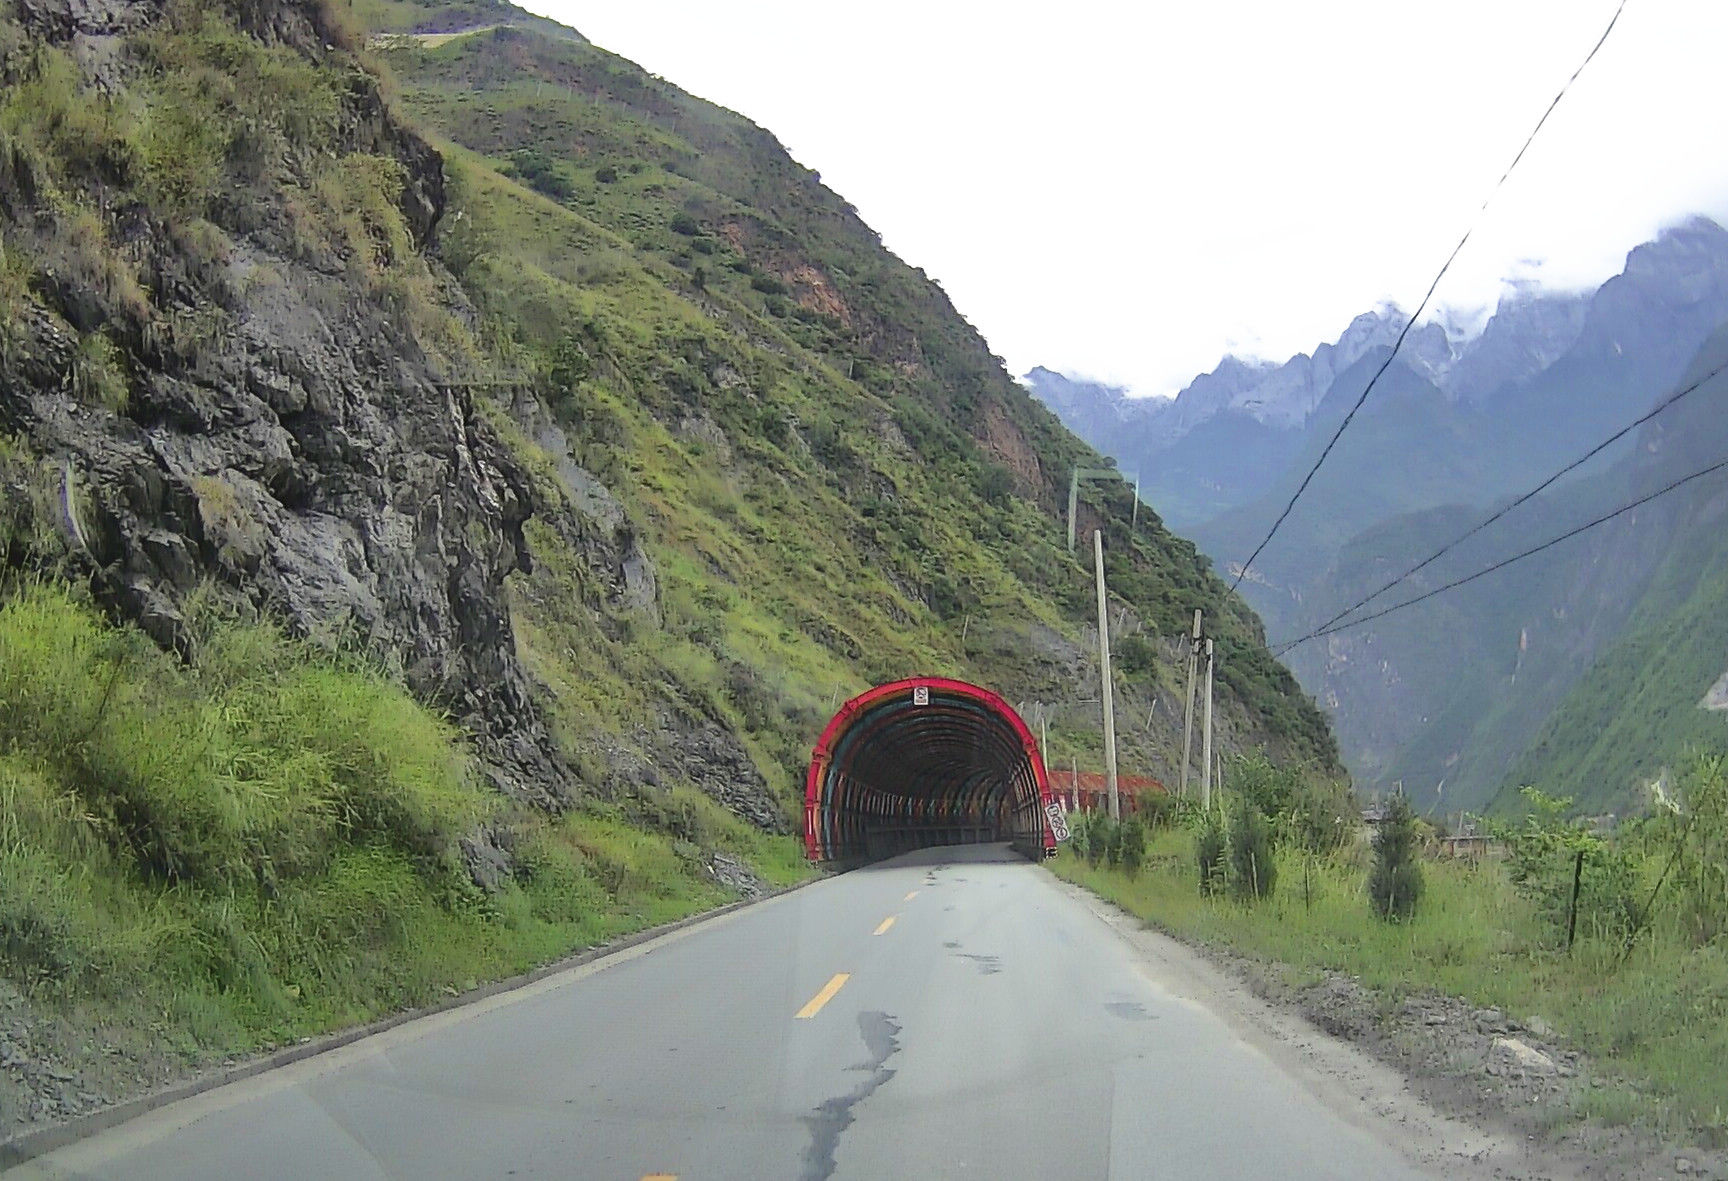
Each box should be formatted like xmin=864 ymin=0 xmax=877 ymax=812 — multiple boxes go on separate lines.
xmin=804 ymin=676 xmax=1056 ymax=862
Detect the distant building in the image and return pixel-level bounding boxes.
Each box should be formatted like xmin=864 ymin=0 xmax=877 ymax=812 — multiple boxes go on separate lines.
xmin=1047 ymin=770 xmax=1166 ymax=814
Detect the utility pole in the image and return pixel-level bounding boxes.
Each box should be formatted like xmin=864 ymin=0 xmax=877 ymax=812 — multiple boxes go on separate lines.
xmin=1200 ymin=637 xmax=1215 ymax=811
xmin=1068 ymin=466 xmax=1140 ymax=552
xmin=1067 ymin=468 xmax=1080 ymax=553
xmin=1179 ymin=609 xmax=1201 ymax=799
xmin=1094 ymin=530 xmax=1120 ymax=820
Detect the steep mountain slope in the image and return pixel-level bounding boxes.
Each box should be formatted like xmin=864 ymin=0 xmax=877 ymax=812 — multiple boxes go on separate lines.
xmin=1289 ymin=329 xmax=1728 ymax=817
xmin=0 ymin=0 xmax=1337 ymax=1120
xmin=1033 ymin=221 xmax=1728 ymax=815
xmin=358 ymin=9 xmax=1338 ymax=769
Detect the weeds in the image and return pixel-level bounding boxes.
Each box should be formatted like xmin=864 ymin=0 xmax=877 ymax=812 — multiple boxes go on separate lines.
xmin=1057 ymin=805 xmax=1728 ymax=1142
xmin=0 ymin=584 xmax=808 ymax=1053
xmin=66 ymin=331 xmax=128 ymax=411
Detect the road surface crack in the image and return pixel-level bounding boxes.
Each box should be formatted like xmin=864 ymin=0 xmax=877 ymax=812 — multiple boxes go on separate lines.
xmin=799 ymin=1010 xmax=900 ymax=1181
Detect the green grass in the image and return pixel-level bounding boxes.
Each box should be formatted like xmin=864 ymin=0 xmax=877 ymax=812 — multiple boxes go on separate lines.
xmin=0 ymin=584 xmax=810 ymax=1055
xmin=380 ymin=12 xmax=1340 ymax=775
xmin=1054 ymin=827 xmax=1728 ymax=1142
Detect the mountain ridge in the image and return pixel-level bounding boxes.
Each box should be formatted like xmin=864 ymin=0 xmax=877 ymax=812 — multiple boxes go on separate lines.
xmin=1029 ymin=216 xmax=1728 ymax=815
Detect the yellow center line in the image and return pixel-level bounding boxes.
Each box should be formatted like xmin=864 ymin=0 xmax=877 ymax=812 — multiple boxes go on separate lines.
xmin=640 ymin=1175 xmax=678 ymax=1180
xmin=795 ymin=973 xmax=850 ymax=1019
xmin=873 ymin=915 xmax=897 ymax=936
xmin=903 ymin=890 xmax=919 ymax=901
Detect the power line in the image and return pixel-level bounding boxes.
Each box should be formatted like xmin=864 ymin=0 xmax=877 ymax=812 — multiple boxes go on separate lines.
xmin=1229 ymin=0 xmax=1631 ymax=593
xmin=1299 ymin=357 xmax=1728 ymax=642
xmin=1274 ymin=454 xmax=1728 ymax=656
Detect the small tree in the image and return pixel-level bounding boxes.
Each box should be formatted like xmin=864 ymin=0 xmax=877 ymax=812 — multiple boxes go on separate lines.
xmin=1369 ymin=794 xmax=1423 ymax=921
xmin=1085 ymin=814 xmax=1113 ymax=867
xmin=1100 ymin=815 xmax=1123 ymax=868
xmin=1068 ymin=812 xmax=1091 ymax=863
xmin=1228 ymin=796 xmax=1276 ymax=901
xmin=1196 ymin=812 xmax=1226 ymax=896
xmin=1118 ymin=818 xmax=1146 ymax=878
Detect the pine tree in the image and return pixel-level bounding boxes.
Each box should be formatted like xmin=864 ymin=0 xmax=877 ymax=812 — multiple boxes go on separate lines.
xmin=1369 ymin=794 xmax=1424 ymax=921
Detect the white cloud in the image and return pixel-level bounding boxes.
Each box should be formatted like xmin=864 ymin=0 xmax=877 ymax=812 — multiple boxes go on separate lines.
xmin=529 ymin=0 xmax=1728 ymax=398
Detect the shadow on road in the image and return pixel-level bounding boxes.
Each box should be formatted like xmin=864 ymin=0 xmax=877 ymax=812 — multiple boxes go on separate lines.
xmin=848 ymin=841 xmax=1026 ymax=873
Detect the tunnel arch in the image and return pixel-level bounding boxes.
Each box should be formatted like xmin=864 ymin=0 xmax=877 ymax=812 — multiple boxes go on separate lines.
xmin=805 ymin=677 xmax=1056 ymax=864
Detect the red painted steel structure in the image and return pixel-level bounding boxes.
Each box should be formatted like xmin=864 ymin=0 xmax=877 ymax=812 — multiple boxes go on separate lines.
xmin=1045 ymin=770 xmax=1167 ymax=814
xmin=805 ymin=677 xmax=1056 ymax=863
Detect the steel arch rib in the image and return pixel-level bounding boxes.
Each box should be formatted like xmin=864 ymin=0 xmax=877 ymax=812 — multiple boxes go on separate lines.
xmin=804 ymin=676 xmax=1053 ymax=861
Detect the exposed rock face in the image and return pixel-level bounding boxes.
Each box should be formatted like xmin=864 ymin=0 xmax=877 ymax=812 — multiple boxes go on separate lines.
xmin=506 ymin=392 xmax=661 ymax=625
xmin=1702 ymin=668 xmax=1728 ymax=713
xmin=0 ymin=0 xmax=573 ymax=813
xmin=651 ymin=705 xmax=786 ymax=834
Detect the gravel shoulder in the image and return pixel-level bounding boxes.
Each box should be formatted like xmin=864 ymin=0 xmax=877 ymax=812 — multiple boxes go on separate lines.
xmin=1050 ymin=870 xmax=1725 ymax=1181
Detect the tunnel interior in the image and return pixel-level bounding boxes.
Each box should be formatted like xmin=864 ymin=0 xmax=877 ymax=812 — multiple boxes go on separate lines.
xmin=805 ymin=678 xmax=1054 ymax=864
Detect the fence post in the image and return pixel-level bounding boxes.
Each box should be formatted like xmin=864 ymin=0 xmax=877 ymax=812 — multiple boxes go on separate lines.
xmin=1566 ymin=848 xmax=1585 ymax=952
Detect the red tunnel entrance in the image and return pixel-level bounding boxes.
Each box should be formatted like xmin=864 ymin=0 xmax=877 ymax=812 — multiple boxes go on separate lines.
xmin=805 ymin=677 xmax=1057 ymax=864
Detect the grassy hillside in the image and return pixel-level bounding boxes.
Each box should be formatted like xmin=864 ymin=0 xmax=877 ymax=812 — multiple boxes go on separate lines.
xmin=1500 ymin=506 xmax=1728 ymax=814
xmin=361 ymin=10 xmax=1337 ymax=766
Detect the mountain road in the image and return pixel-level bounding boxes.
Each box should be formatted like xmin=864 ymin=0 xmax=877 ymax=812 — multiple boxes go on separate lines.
xmin=4 ymin=844 xmax=1510 ymax=1180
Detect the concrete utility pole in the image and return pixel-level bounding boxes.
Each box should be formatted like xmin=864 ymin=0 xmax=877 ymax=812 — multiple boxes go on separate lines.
xmin=1199 ymin=637 xmax=1215 ymax=811
xmin=1094 ymin=530 xmax=1120 ymax=820
xmin=1179 ymin=609 xmax=1202 ymax=799
xmin=1067 ymin=467 xmax=1139 ymax=553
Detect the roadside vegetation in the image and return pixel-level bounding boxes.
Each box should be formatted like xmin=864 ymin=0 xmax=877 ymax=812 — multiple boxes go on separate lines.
xmin=0 ymin=582 xmax=806 ymax=1059
xmin=1054 ymin=752 xmax=1728 ymax=1144
xmin=0 ymin=0 xmax=1330 ymax=1109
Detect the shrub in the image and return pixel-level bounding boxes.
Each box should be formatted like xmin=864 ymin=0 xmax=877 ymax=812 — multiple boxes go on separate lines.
xmin=1118 ymin=818 xmax=1146 ymax=878
xmin=1227 ymin=796 xmax=1276 ymax=901
xmin=1494 ymin=786 xmax=1636 ymax=944
xmin=548 ymin=333 xmax=593 ymax=389
xmin=1115 ymin=631 xmax=1157 ymax=676
xmin=1287 ymin=773 xmax=1357 ymax=854
xmin=978 ymin=463 xmax=1015 ymax=506
xmin=511 ymin=153 xmax=577 ymax=202
xmin=1067 ymin=812 xmax=1090 ymax=862
xmin=669 ymin=212 xmax=700 ymax=236
xmin=1085 ymin=814 xmax=1115 ymax=867
xmin=595 ymin=165 xmax=618 ymax=184
xmin=1196 ymin=812 xmax=1225 ymax=895
xmin=1368 ymin=793 xmax=1423 ymax=921
xmin=1138 ymin=791 xmax=1176 ymax=829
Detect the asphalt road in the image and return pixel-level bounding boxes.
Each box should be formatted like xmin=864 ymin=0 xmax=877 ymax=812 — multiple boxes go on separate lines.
xmin=7 ymin=844 xmax=1441 ymax=1180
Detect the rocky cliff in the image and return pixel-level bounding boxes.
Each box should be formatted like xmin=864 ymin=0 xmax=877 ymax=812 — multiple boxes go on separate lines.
xmin=0 ymin=0 xmax=595 ymax=846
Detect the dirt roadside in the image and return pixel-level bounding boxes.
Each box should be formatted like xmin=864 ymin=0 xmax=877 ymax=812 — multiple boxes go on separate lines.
xmin=1051 ymin=873 xmax=1725 ymax=1181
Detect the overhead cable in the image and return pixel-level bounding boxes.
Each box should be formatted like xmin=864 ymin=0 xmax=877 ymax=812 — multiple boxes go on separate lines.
xmin=1228 ymin=0 xmax=1631 ymax=592
xmin=1274 ymin=453 xmax=1728 ymax=656
xmin=1301 ymin=357 xmax=1728 ymax=641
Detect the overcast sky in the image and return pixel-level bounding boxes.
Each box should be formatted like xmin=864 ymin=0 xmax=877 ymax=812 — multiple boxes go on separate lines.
xmin=527 ymin=1 xmax=1728 ymax=398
